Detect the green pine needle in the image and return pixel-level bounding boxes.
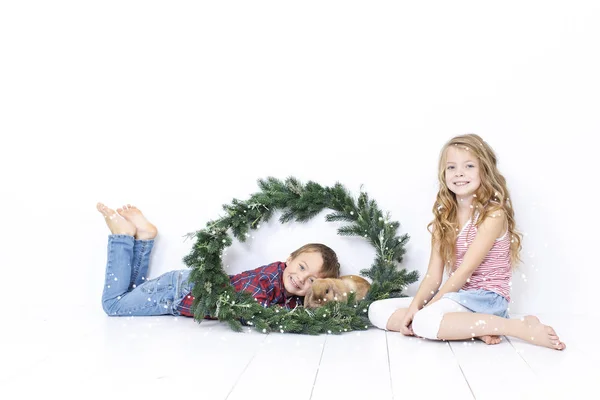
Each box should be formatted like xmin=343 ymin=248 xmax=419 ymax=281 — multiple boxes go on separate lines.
xmin=183 ymin=176 xmax=419 ymax=334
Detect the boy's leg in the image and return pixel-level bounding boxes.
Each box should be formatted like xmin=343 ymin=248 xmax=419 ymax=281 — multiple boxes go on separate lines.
xmin=104 ymin=269 xmax=190 ymax=316
xmin=98 ymin=203 xmax=189 ymax=317
xmin=116 ymin=204 xmax=158 ymax=289
xmin=102 ymin=234 xmax=137 ymax=315
xmin=97 ymin=203 xmax=138 ymax=314
xmin=130 ymin=240 xmax=154 ymax=289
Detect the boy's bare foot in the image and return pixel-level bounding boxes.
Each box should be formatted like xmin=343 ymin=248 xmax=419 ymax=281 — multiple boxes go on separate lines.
xmin=520 ymin=315 xmax=566 ymax=350
xmin=117 ymin=204 xmax=158 ymax=240
xmin=97 ymin=203 xmax=136 ymax=236
xmin=477 ymin=335 xmax=502 ymax=345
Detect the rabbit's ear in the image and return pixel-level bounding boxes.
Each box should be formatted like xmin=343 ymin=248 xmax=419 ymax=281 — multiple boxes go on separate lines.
xmin=312 ymin=280 xmax=325 ymax=294
xmin=330 ymin=282 xmax=344 ymax=299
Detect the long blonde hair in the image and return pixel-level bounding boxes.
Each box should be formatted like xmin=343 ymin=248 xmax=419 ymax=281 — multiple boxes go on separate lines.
xmin=427 ymin=134 xmax=523 ymax=271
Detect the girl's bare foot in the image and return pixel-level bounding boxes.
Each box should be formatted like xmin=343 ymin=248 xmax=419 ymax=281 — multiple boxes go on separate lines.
xmin=117 ymin=204 xmax=158 ymax=240
xmin=477 ymin=335 xmax=502 ymax=345
xmin=520 ymin=315 xmax=566 ymax=350
xmin=97 ymin=203 xmax=136 ymax=236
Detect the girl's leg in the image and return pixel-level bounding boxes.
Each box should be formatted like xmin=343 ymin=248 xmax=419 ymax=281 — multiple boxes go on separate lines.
xmin=411 ymin=298 xmax=472 ymax=339
xmin=368 ymin=297 xmax=414 ymax=330
xmin=436 ymin=312 xmax=566 ymax=350
xmin=380 ymin=298 xmax=500 ymax=344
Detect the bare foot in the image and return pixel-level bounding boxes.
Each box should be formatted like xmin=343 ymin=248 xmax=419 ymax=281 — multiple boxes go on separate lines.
xmin=520 ymin=315 xmax=566 ymax=350
xmin=117 ymin=204 xmax=157 ymax=240
xmin=477 ymin=335 xmax=502 ymax=345
xmin=97 ymin=203 xmax=136 ymax=236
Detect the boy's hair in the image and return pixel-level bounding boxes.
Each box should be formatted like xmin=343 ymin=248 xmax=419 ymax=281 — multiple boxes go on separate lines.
xmin=290 ymin=243 xmax=340 ymax=278
xmin=428 ymin=133 xmax=523 ymax=270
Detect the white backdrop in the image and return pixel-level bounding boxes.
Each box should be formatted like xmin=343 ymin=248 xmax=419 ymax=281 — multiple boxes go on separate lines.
xmin=1 ymin=1 xmax=598 ymax=319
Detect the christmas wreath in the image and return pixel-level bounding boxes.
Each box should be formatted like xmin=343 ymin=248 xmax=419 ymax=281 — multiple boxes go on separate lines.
xmin=183 ymin=177 xmax=419 ymax=334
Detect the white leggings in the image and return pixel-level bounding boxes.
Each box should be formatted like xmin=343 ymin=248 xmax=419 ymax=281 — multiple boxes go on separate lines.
xmin=368 ymin=297 xmax=471 ymax=340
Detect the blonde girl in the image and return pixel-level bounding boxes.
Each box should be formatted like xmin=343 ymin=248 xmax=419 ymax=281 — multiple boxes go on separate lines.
xmin=368 ymin=134 xmax=565 ymax=350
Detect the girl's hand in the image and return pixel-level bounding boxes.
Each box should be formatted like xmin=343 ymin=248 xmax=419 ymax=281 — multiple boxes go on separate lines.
xmin=399 ymin=307 xmax=418 ymax=336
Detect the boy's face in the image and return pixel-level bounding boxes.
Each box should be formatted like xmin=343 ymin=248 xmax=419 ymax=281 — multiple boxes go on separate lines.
xmin=283 ymin=251 xmax=326 ymax=297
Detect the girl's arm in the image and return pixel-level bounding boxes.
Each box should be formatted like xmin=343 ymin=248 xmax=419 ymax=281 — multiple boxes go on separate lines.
xmin=428 ymin=211 xmax=506 ymax=305
xmin=409 ymin=239 xmax=445 ymax=311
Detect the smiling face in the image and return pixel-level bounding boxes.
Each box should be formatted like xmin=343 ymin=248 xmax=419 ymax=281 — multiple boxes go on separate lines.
xmin=282 ymin=251 xmax=326 ymax=297
xmin=444 ymin=145 xmax=482 ymax=198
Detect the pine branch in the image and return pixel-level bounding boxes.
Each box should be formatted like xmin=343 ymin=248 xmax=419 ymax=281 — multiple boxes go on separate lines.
xmin=183 ymin=176 xmax=419 ymax=334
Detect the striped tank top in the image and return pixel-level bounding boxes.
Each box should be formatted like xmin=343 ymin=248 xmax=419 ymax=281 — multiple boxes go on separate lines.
xmin=452 ymin=212 xmax=512 ymax=301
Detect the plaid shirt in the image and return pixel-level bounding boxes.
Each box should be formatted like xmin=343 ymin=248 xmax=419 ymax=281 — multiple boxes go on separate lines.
xmin=177 ymin=261 xmax=301 ymax=317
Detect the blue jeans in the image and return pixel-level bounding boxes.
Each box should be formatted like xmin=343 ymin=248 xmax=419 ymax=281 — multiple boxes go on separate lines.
xmin=102 ymin=235 xmax=193 ymax=316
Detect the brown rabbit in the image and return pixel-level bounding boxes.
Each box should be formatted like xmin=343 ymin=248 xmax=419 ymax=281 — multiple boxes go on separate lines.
xmin=304 ymin=275 xmax=371 ymax=308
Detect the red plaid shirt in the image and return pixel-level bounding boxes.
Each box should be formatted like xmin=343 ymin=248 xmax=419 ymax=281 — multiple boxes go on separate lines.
xmin=177 ymin=261 xmax=301 ymax=317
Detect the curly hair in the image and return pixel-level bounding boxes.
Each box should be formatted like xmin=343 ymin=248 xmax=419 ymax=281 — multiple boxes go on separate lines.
xmin=428 ymin=134 xmax=523 ymax=271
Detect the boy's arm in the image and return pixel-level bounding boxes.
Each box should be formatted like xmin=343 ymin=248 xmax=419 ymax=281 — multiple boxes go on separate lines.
xmin=428 ymin=212 xmax=506 ymax=305
xmin=231 ymin=263 xmax=282 ymax=307
xmin=230 ymin=264 xmax=273 ymax=306
xmin=252 ymin=290 xmax=270 ymax=306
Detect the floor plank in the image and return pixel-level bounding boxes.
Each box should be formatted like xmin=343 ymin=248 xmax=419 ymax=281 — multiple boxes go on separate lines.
xmin=311 ymin=329 xmax=393 ymax=400
xmin=2 ymin=317 xmax=266 ymax=399
xmin=228 ymin=332 xmax=327 ymax=400
xmin=449 ymin=336 xmax=537 ymax=400
xmin=2 ymin=313 xmax=594 ymax=399
xmin=506 ymin=313 xmax=599 ymax=398
xmin=387 ymin=331 xmax=474 ymax=399
xmin=0 ymin=312 xmax=104 ymax=383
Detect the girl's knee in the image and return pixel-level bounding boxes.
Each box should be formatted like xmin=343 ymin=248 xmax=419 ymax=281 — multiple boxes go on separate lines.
xmin=412 ymin=307 xmax=443 ymax=340
xmin=368 ymin=297 xmax=412 ymax=330
xmin=368 ymin=300 xmax=392 ymax=330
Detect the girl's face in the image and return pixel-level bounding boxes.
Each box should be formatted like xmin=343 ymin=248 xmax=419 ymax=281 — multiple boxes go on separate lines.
xmin=444 ymin=146 xmax=481 ymax=197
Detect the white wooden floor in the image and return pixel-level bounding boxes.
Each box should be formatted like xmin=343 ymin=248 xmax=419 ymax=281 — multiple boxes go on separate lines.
xmin=1 ymin=312 xmax=596 ymax=400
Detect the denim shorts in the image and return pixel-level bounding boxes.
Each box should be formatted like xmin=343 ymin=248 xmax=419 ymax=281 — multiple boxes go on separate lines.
xmin=442 ymin=289 xmax=509 ymax=318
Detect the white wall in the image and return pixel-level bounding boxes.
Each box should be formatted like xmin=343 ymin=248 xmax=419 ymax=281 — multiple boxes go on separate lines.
xmin=1 ymin=1 xmax=598 ymax=318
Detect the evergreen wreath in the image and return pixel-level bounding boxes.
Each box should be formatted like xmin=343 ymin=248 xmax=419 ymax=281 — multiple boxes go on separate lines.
xmin=183 ymin=177 xmax=419 ymax=334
